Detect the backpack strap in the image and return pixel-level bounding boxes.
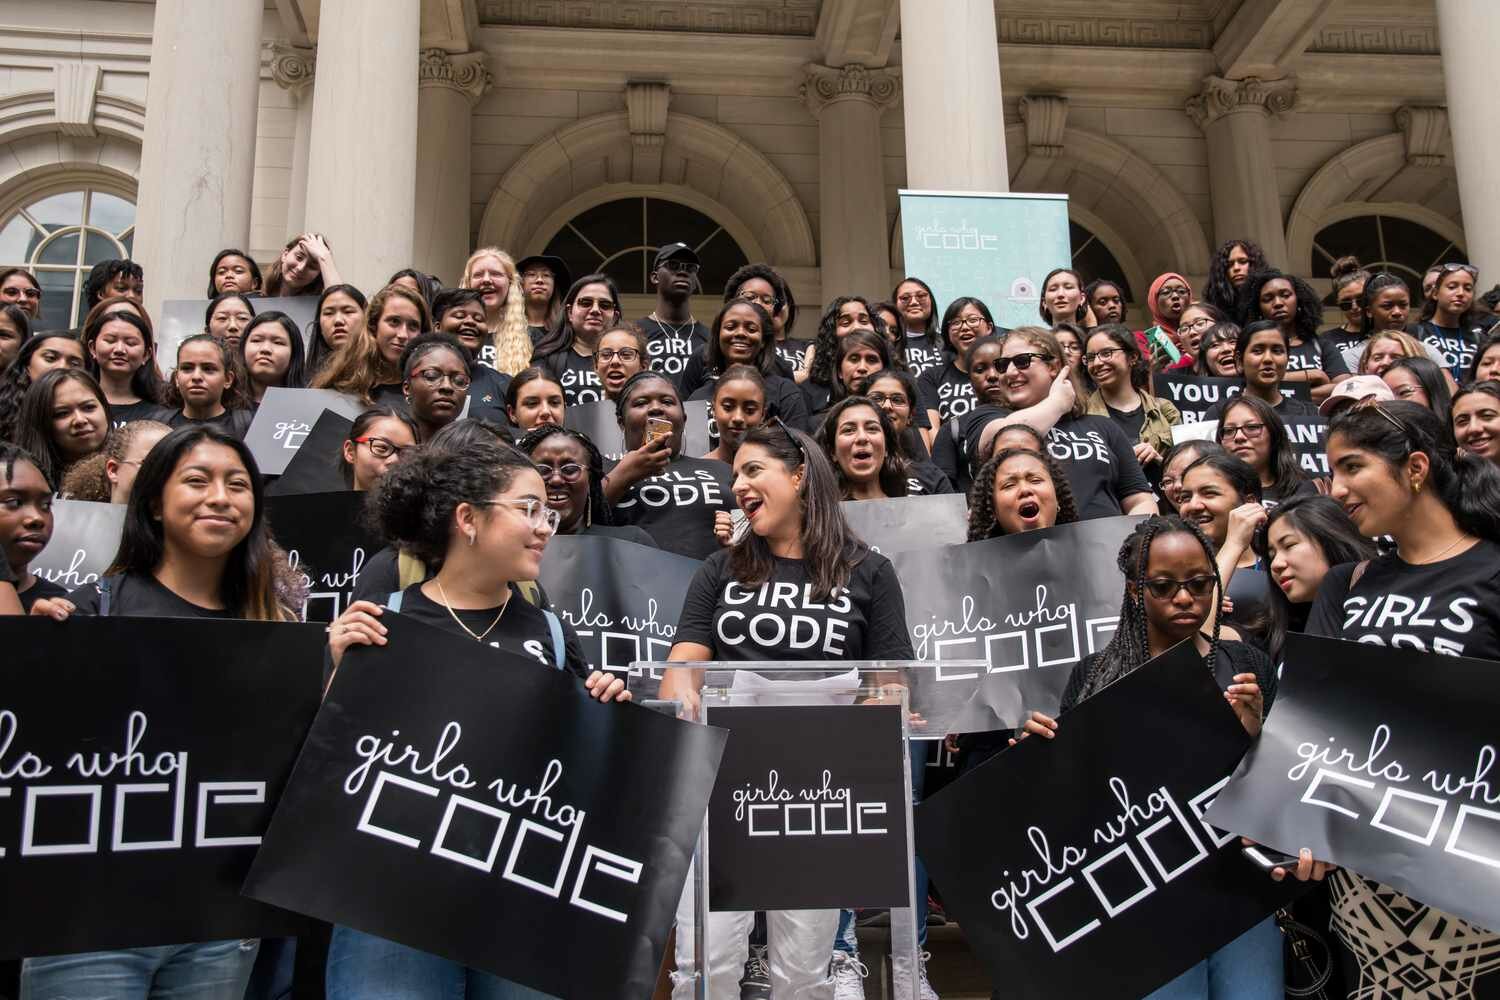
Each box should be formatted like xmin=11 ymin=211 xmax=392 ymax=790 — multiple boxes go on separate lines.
xmin=541 ymin=608 xmax=565 ymax=670
xmin=386 ymin=590 xmax=404 ymax=612
xmin=97 ymin=576 xmax=115 ymax=617
xmin=396 ymin=550 xmax=427 ymax=590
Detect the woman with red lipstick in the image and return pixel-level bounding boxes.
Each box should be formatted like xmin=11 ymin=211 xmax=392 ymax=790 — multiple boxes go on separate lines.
xmin=815 ymin=396 xmax=908 ymax=500
xmin=0 ymin=443 xmax=66 ymax=612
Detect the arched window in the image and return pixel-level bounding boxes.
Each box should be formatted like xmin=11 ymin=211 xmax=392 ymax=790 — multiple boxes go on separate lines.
xmin=0 ymin=187 xmax=136 ymax=330
xmin=541 ymin=197 xmax=749 ymax=298
xmin=1070 ymin=221 xmax=1134 ymax=305
xmin=1311 ymin=214 xmax=1465 ymax=306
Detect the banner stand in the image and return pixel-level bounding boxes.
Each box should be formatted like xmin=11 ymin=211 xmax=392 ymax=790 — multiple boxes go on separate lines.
xmin=638 ymin=661 xmax=987 ymax=1000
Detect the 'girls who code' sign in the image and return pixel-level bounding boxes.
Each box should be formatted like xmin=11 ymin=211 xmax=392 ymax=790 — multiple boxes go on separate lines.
xmin=0 ymin=617 xmax=325 ymax=958
xmin=1207 ymin=634 xmax=1500 ymax=934
xmin=916 ymin=642 xmax=1296 ymax=1000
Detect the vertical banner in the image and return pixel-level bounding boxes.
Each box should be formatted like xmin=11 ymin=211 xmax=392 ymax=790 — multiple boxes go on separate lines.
xmin=30 ymin=499 xmax=126 ymax=590
xmin=898 ymin=190 xmax=1071 ymax=329
xmin=1207 ymin=633 xmax=1500 ymax=935
xmin=706 ymin=704 xmax=910 ymax=911
xmin=0 ymin=617 xmax=326 ymax=958
xmin=242 ymin=613 xmax=727 ymax=1000
xmin=916 ymin=642 xmax=1297 ymax=999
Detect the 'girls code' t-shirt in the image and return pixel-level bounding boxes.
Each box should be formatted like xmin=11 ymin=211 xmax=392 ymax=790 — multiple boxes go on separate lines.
xmin=917 ymin=361 xmax=976 ymax=422
xmin=539 ymin=349 xmax=604 ymax=407
xmin=1415 ymin=315 xmax=1498 ymax=381
xmin=902 ymin=331 xmax=946 ymax=378
xmin=637 ymin=317 xmax=710 ymax=382
xmin=1285 ymin=334 xmax=1350 ymax=378
xmin=1041 ymin=415 xmax=1152 ymax=520
xmin=611 ymin=455 xmax=735 ymax=560
xmin=1305 ymin=541 xmax=1500 ymax=659
xmin=109 ymin=399 xmax=171 ymax=428
xmin=906 ymin=459 xmax=956 ymax=496
xmin=674 ymin=548 xmax=914 ymax=662
xmin=392 ymin=583 xmax=591 ymax=678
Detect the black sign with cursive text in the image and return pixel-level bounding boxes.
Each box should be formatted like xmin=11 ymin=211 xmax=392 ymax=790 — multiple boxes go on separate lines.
xmin=265 ymin=490 xmax=379 ymax=624
xmin=265 ymin=408 xmax=354 ymax=496
xmin=0 ymin=617 xmax=325 ymax=958
xmin=916 ymin=641 xmax=1295 ymax=999
xmin=244 ymin=388 xmax=365 ymax=476
xmin=241 ymin=611 xmax=726 ymax=1000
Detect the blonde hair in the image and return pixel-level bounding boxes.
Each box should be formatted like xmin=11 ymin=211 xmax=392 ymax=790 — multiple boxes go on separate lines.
xmin=312 ymin=284 xmax=431 ymax=403
xmin=1359 ymin=330 xmax=1426 ymax=374
xmin=461 ymin=247 xmax=531 ymax=375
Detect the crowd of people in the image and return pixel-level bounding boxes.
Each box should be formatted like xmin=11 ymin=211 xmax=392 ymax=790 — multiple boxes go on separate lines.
xmin=3 ymin=231 xmax=1500 ymax=1000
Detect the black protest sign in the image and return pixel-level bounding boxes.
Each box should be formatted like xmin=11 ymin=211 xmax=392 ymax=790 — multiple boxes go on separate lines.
xmin=1207 ymin=633 xmax=1500 ymax=933
xmin=244 ymin=387 xmax=364 ymax=476
xmin=0 ymin=616 xmax=324 ymax=958
xmin=916 ymin=642 xmax=1296 ymax=1000
xmin=564 ymin=398 xmax=712 ymax=460
xmin=1283 ymin=414 xmax=1330 ymax=476
xmin=841 ymin=494 xmax=969 ymax=553
xmin=887 ymin=517 xmax=1140 ymax=731
xmin=538 ymin=534 xmax=699 ymax=680
xmin=707 ymin=704 xmax=909 ymax=911
xmin=266 ymin=490 xmax=378 ymax=623
xmin=241 ymin=612 xmax=726 ymax=1000
xmin=265 ymin=408 xmax=354 ymax=495
xmin=30 ymin=499 xmax=125 ymax=591
xmin=1153 ymin=373 xmax=1309 ymax=423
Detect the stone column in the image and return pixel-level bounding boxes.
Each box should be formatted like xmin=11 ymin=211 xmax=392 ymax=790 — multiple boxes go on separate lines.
xmin=1437 ymin=1 xmax=1500 ymax=280
xmin=303 ymin=0 xmax=420 ymax=293
xmin=269 ymin=44 xmax=316 ymax=238
xmin=414 ymin=49 xmax=493 ymax=284
xmin=132 ymin=0 xmax=262 ymax=316
xmin=803 ymin=64 xmax=901 ymax=298
xmin=898 ymin=0 xmax=1007 ymax=191
xmin=1187 ymin=75 xmax=1298 ymax=269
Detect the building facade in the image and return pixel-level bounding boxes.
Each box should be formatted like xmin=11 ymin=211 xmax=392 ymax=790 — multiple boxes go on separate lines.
xmin=0 ymin=0 xmax=1490 ymax=331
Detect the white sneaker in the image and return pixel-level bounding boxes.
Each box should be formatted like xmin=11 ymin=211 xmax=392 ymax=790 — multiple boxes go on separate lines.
xmin=829 ymin=949 xmax=868 ymax=1000
xmin=890 ymin=950 xmax=939 ymax=1000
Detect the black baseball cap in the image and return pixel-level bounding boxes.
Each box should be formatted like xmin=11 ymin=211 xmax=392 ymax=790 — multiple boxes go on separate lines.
xmin=515 ymin=254 xmax=571 ymax=291
xmin=653 ymin=243 xmax=700 ymax=269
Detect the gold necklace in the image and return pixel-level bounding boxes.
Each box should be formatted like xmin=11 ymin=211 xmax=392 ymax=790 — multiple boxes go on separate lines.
xmin=435 ymin=579 xmax=507 ymax=642
xmin=1410 ymin=534 xmax=1472 ymax=566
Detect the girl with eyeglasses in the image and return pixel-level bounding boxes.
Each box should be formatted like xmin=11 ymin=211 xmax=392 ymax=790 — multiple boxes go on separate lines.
xmin=323 ymin=435 xmax=628 ymax=1000
xmin=341 ymin=407 xmax=419 ymax=491
xmin=205 ymin=291 xmax=256 ymax=350
xmin=857 ymin=370 xmax=955 ymax=494
xmin=1141 ymin=272 xmax=1195 ymax=370
xmin=518 ymin=423 xmax=655 ymax=544
xmin=1080 ymin=324 xmax=1182 ymax=474
xmin=722 ymin=264 xmax=804 ymax=377
xmin=162 ymin=334 xmax=255 ymax=439
xmin=1452 ymin=381 xmax=1500 ymax=465
xmin=238 ymin=311 xmax=307 ymax=402
xmin=0 ymin=266 xmax=42 ymax=320
xmin=684 ymin=300 xmax=810 ymax=430
xmin=1158 ymin=440 xmax=1225 ymax=515
xmin=1178 ymin=450 xmax=1275 ymax=650
xmin=1214 ymin=395 xmax=1312 ymax=506
xmin=891 ymin=276 xmax=945 ymax=376
xmin=1236 ymin=270 xmax=1350 ymax=403
xmin=396 ymin=333 xmax=473 ymax=441
xmin=1013 ymin=515 xmax=1279 ymax=1000
xmin=593 ymin=324 xmax=648 ymax=401
xmin=1176 ymin=302 xmax=1228 ymax=363
xmin=532 ymin=274 xmax=623 ymax=406
xmin=920 ymin=297 xmax=996 ymax=423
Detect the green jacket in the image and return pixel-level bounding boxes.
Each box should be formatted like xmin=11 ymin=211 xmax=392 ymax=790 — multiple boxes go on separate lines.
xmin=1084 ymin=390 xmax=1181 ymax=459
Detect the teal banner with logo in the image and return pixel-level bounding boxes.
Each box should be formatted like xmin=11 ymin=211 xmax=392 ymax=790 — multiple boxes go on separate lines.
xmin=898 ymin=190 xmax=1071 ymax=330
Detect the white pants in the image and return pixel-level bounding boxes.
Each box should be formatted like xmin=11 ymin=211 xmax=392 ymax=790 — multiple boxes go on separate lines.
xmin=671 ymin=867 xmax=838 ymax=999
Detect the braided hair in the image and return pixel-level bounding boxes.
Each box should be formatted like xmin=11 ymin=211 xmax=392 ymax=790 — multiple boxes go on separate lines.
xmin=516 ymin=422 xmax=617 ymax=528
xmin=966 ymin=447 xmax=1079 ymax=541
xmin=1077 ymin=515 xmax=1223 ymax=700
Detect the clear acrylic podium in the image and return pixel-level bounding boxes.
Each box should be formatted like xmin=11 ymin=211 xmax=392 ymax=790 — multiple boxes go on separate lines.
xmin=634 ymin=660 xmax=987 ymax=1000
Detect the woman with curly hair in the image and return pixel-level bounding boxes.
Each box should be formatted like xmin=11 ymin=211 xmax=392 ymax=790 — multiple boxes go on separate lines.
xmin=460 ymin=246 xmax=533 ymax=374
xmin=1202 ymin=238 xmax=1266 ymax=316
xmin=516 ymin=422 xmax=655 ymax=545
xmin=965 ymin=445 xmax=1078 ymax=541
xmin=1236 ymin=269 xmax=1349 ymax=402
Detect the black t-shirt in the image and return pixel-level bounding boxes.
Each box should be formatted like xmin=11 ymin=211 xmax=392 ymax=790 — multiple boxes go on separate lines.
xmin=902 ymin=331 xmax=946 ymax=378
xmin=906 ymin=459 xmax=956 ymax=496
xmin=931 ymin=404 xmax=1010 ymax=496
xmin=611 ymin=455 xmax=734 ymax=560
xmin=1305 ymin=541 xmax=1500 ymax=659
xmin=917 ymin=361 xmax=976 ymax=422
xmin=1415 ymin=315 xmax=1498 ymax=379
xmin=527 ymin=324 xmax=547 ymax=346
xmin=688 ymin=372 xmax=811 ymax=432
xmin=1322 ymin=328 xmax=1364 ymax=359
xmin=1058 ymin=638 xmax=1277 ymax=715
xmin=539 ymin=348 xmax=604 ymax=407
xmin=581 ymin=522 xmax=658 ymax=546
xmin=109 ymin=399 xmax=170 ymax=428
xmin=1103 ymin=401 xmax=1147 ymax=444
xmin=1261 ymin=476 xmax=1318 ymax=509
xmin=1227 ymin=563 xmax=1274 ymax=651
xmin=674 ymin=548 xmax=913 ymax=661
xmin=1041 ymin=414 xmax=1153 ymax=519
xmin=775 ymin=340 xmax=812 ymax=375
xmin=166 ymin=407 xmax=256 ymax=440
xmin=1285 ymin=334 xmax=1350 ymax=377
xmin=390 ymin=583 xmax=590 ymax=678
xmin=18 ymin=575 xmax=67 ymax=613
xmin=637 ymin=317 xmax=710 ymax=383
xmin=69 ymin=572 xmax=234 ymax=619
xmin=467 ymin=366 xmax=513 ymax=428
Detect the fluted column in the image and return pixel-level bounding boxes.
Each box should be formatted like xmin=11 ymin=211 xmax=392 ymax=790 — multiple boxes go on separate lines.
xmin=269 ymin=44 xmax=316 ymax=238
xmin=414 ymin=49 xmax=493 ymax=284
xmin=1187 ymin=75 xmax=1298 ymax=269
xmin=1437 ymin=1 xmax=1500 ymax=280
xmin=303 ymin=0 xmax=420 ymax=293
xmin=803 ymin=64 xmax=901 ymax=298
xmin=133 ymin=0 xmax=262 ymax=316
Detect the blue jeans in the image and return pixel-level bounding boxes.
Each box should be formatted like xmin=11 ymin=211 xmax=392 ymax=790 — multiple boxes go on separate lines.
xmin=1144 ymin=916 xmax=1283 ymax=1000
xmin=834 ymin=743 xmax=930 ymax=955
xmin=326 ymin=927 xmax=554 ymax=1000
xmin=21 ymin=940 xmax=259 ymax=1000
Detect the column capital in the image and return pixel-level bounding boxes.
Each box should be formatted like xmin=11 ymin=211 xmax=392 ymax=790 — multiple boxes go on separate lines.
xmin=1185 ymin=74 xmax=1297 ymax=129
xmin=800 ymin=63 xmax=901 ymax=118
xmin=268 ymin=42 xmax=316 ymax=97
xmin=1395 ymin=105 xmax=1451 ymax=167
xmin=418 ymin=48 xmax=493 ymax=104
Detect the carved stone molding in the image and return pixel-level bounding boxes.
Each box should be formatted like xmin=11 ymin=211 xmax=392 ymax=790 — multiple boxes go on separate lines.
xmin=479 ymin=1 xmax=818 ymax=36
xmin=800 ymin=63 xmax=901 ymax=118
xmin=53 ymin=61 xmax=101 ymax=137
xmin=1310 ymin=23 xmax=1439 ymax=56
xmin=1185 ymin=75 xmax=1297 ymax=129
xmin=998 ymin=15 xmax=1212 ymax=49
xmin=625 ymin=82 xmax=671 ymax=148
xmin=1396 ymin=106 xmax=1451 ymax=167
xmin=1018 ymin=95 xmax=1068 ymax=159
xmin=268 ymin=43 xmax=316 ymax=97
xmin=418 ymin=49 xmax=493 ymax=103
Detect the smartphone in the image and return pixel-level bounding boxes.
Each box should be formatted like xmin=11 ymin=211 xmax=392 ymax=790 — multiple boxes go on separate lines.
xmin=646 ymin=416 xmax=672 ymax=446
xmin=1241 ymin=844 xmax=1300 ymax=873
